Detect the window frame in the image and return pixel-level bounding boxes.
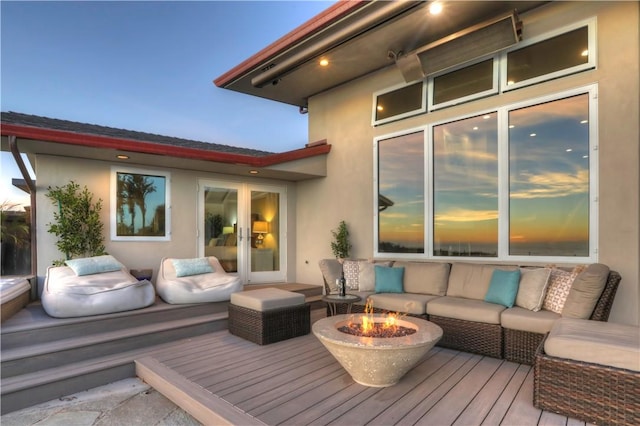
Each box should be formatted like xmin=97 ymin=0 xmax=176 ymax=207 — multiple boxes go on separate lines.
xmin=428 ymin=55 xmax=500 ymax=111
xmin=110 ymin=166 xmax=172 ymax=242
xmin=371 ymin=81 xmax=427 ymax=126
xmin=373 ymin=126 xmax=427 ymax=259
xmin=373 ymin=84 xmax=598 ymax=263
xmin=500 ymin=18 xmax=597 ymax=92
xmin=372 ymin=18 xmax=597 ymax=124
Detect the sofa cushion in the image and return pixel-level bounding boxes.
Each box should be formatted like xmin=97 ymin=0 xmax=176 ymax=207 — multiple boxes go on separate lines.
xmin=342 ymin=260 xmax=360 ymax=290
xmin=427 ymin=296 xmax=506 ymax=324
xmin=516 ymin=267 xmax=551 ymax=311
xmin=172 ymin=257 xmax=214 ymax=277
xmin=562 ymin=263 xmax=610 ymax=319
xmin=358 ymin=260 xmax=393 ymax=292
xmin=393 ymin=261 xmax=450 ymax=296
xmin=500 ymin=306 xmax=560 ymax=334
xmin=318 ymin=259 xmax=342 ymax=293
xmin=544 ymin=318 xmax=640 ymax=372
xmin=375 ymin=265 xmax=404 ymax=293
xmin=65 ymin=255 xmax=124 ymax=276
xmin=368 ymin=293 xmax=439 ymax=315
xmin=485 ymin=269 xmax=520 ymax=308
xmin=447 ymin=263 xmax=518 ymax=301
xmin=542 ymin=268 xmax=579 ymax=313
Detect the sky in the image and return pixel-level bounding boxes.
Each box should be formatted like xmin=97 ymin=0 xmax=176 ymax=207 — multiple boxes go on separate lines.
xmin=1 ymin=0 xmax=334 ymax=206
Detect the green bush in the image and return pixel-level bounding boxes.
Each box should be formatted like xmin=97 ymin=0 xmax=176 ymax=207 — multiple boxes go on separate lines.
xmin=330 ymin=220 xmax=351 ymax=259
xmin=46 ymin=181 xmax=106 ymax=265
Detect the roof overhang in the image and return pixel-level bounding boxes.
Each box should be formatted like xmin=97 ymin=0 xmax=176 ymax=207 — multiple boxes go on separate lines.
xmin=215 ymin=0 xmax=547 ymax=108
xmin=1 ymin=123 xmax=330 ymax=181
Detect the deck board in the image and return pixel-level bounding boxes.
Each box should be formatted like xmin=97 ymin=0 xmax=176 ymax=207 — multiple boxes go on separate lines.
xmin=136 ymin=309 xmax=587 ymax=426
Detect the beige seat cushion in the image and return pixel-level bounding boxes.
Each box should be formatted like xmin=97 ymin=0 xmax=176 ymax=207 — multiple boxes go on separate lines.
xmin=447 ymin=263 xmax=517 ymax=301
xmin=501 ymin=306 xmax=560 ymax=334
xmin=544 ymin=318 xmax=640 ymax=372
xmin=368 ymin=293 xmax=440 ymax=315
xmin=426 ymin=296 xmax=506 ymax=324
xmin=318 ymin=259 xmax=342 ymax=293
xmin=562 ymin=263 xmax=609 ymax=319
xmin=515 ymin=268 xmax=551 ymax=311
xmin=231 ymin=288 xmax=304 ymax=311
xmin=393 ymin=261 xmax=450 ymax=296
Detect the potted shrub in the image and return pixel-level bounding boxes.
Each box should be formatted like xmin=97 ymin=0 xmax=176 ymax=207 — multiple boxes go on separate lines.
xmin=46 ymin=181 xmax=106 ymax=265
xmin=330 ymin=220 xmax=351 ymax=296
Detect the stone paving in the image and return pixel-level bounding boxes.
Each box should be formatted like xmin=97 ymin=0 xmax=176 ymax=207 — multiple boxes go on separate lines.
xmin=0 ymin=378 xmax=201 ymax=426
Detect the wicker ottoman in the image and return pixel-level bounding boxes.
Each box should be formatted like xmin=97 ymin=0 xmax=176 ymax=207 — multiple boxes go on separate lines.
xmin=229 ymin=288 xmax=310 ymax=345
xmin=534 ymin=318 xmax=640 ymax=425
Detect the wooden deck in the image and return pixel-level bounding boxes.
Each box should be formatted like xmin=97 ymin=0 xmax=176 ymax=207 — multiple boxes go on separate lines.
xmin=136 ymin=309 xmax=591 ymax=426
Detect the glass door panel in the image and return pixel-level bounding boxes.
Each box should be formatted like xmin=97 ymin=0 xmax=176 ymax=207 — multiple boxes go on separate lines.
xmin=201 ymin=183 xmax=241 ymax=273
xmin=247 ymin=184 xmax=286 ymax=283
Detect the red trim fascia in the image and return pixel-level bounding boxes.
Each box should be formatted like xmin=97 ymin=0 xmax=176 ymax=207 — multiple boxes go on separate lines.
xmin=214 ymin=0 xmax=368 ymax=87
xmin=1 ymin=124 xmax=331 ymax=167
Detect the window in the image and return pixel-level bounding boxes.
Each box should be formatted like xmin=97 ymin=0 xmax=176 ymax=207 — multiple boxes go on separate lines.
xmin=431 ymin=59 xmax=498 ymax=109
xmin=433 ymin=113 xmax=498 ymax=257
xmin=372 ymin=82 xmax=426 ymax=126
xmin=376 ymin=131 xmax=425 ymax=254
xmin=110 ymin=167 xmax=171 ymax=241
xmin=509 ymin=94 xmax=590 ymax=256
xmin=375 ymin=86 xmax=597 ymax=261
xmin=504 ymin=21 xmax=594 ymax=90
xmin=373 ymin=20 xmax=596 ymax=121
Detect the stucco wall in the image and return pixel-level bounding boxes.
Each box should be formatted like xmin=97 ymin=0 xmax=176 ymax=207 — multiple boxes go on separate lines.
xmin=297 ymin=1 xmax=639 ymax=325
xmin=35 ymin=155 xmax=297 ymax=292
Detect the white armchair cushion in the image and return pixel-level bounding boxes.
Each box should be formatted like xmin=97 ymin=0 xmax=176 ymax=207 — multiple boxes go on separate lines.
xmin=157 ymin=256 xmax=242 ymax=304
xmin=42 ymin=264 xmax=155 ymax=318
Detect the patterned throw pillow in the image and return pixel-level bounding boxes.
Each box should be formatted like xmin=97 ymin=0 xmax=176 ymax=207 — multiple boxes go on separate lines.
xmin=342 ymin=260 xmax=360 ymax=290
xmin=542 ymin=269 xmax=579 ymax=313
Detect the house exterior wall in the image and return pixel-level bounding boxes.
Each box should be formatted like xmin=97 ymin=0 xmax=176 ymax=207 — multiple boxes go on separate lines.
xmin=35 ymin=155 xmax=297 ymax=293
xmin=296 ymin=1 xmax=639 ymax=325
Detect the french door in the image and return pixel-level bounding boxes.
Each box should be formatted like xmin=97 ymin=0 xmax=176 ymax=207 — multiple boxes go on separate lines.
xmin=198 ymin=179 xmax=286 ymax=284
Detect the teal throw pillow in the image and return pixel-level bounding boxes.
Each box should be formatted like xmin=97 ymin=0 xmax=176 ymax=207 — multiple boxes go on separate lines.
xmin=374 ymin=265 xmax=404 ymax=293
xmin=484 ymin=269 xmax=521 ymax=307
xmin=65 ymin=255 xmax=123 ymax=276
xmin=172 ymin=258 xmax=214 ymax=277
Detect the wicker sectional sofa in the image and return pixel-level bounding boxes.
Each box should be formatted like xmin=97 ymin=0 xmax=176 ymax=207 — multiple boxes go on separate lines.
xmin=318 ymin=259 xmax=621 ymax=364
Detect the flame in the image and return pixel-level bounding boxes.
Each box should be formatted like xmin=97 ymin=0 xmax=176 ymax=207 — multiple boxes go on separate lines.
xmin=349 ymin=298 xmax=402 ymax=337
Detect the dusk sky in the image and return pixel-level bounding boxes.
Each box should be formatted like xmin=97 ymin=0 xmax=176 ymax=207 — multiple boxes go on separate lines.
xmin=1 ymin=1 xmax=333 ymax=205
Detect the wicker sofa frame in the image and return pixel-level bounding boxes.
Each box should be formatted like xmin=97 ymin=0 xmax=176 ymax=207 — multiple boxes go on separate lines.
xmin=322 ymin=267 xmax=621 ymax=362
xmin=533 ymin=333 xmax=640 ymax=425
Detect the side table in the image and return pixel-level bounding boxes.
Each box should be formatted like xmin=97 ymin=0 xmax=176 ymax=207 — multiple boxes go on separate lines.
xmin=322 ymin=294 xmax=362 ymax=316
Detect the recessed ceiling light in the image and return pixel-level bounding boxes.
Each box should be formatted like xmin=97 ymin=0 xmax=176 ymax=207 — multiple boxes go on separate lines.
xmin=377 ymin=105 xmax=384 ymax=111
xmin=473 ymin=126 xmax=479 ymax=130
xmin=581 ymin=49 xmax=589 ymax=57
xmin=319 ymin=58 xmax=329 ymax=67
xmin=530 ymin=133 xmax=536 ymax=137
xmin=483 ymin=115 xmax=491 ymax=120
xmin=249 ymin=170 xmax=259 ymax=174
xmin=581 ymin=120 xmax=588 ymax=124
xmin=116 ymin=155 xmax=129 ymax=160
xmin=566 ymin=148 xmax=573 ymax=152
xmin=429 ymin=2 xmax=443 ymax=15
xmin=509 ymin=124 xmax=515 ymax=129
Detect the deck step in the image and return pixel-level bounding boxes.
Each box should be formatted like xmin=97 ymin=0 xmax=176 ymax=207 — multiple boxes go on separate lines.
xmin=0 ymin=283 xmax=322 ymax=415
xmin=1 ymin=312 xmax=228 ymax=378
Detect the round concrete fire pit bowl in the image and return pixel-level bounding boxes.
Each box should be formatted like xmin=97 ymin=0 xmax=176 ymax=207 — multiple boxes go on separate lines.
xmin=313 ymin=314 xmax=443 ymax=387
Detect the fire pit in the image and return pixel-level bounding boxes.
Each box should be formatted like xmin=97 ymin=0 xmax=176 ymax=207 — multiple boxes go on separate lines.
xmin=312 ymin=313 xmax=443 ymax=387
